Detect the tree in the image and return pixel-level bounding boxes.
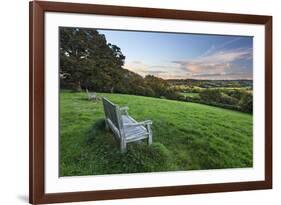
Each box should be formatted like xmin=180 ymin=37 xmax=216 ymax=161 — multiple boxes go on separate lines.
xmin=239 ymin=93 xmax=253 ymax=113
xmin=199 ymin=89 xmax=222 ymax=103
xmin=59 ymin=27 xmax=125 ymax=91
xmin=144 ymin=75 xmax=169 ymax=97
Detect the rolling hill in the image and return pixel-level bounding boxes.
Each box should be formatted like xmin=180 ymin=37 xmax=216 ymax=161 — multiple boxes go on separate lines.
xmin=60 ymin=90 xmax=253 ymax=176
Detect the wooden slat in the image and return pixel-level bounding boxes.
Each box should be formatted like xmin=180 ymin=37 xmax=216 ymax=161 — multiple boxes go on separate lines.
xmin=126 ymin=135 xmax=149 ymax=143
xmin=102 ymin=98 xmax=122 ymax=130
xmin=106 ymin=119 xmax=121 ymax=139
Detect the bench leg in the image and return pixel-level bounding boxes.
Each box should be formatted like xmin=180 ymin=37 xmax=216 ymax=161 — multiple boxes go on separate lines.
xmin=147 ymin=124 xmax=152 ymax=145
xmin=148 ymin=134 xmax=152 ymax=145
xmin=105 ymin=120 xmax=109 ymax=131
xmin=120 ymin=139 xmax=127 ymax=153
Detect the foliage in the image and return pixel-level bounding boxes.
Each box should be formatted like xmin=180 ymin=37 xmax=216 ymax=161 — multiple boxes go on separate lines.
xmin=60 ymin=27 xmax=125 ymax=91
xmin=190 ymin=89 xmax=252 ymax=113
xmin=199 ymin=89 xmax=223 ymax=102
xmin=144 ymin=75 xmax=169 ymax=97
xmin=167 ymin=79 xmax=253 ymax=89
xmin=239 ymin=92 xmax=253 ymax=113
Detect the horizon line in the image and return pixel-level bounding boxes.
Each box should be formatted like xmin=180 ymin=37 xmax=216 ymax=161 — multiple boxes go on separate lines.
xmin=164 ymin=78 xmax=253 ymax=81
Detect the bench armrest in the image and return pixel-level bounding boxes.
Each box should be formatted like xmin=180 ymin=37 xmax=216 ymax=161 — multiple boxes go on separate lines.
xmin=120 ymin=106 xmax=129 ymax=111
xmin=120 ymin=106 xmax=129 ymax=115
xmin=124 ymin=120 xmax=152 ymax=127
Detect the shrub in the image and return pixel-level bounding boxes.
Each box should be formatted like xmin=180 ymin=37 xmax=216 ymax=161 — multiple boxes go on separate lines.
xmin=220 ymin=92 xmax=239 ymax=105
xmin=195 ymin=89 xmax=252 ymax=113
xmin=165 ymin=89 xmax=181 ymax=100
xmin=199 ymin=89 xmax=222 ymax=103
xmin=239 ymin=93 xmax=253 ymax=113
xmin=145 ymin=87 xmax=155 ymax=97
xmin=134 ymin=86 xmax=147 ymax=96
xmin=185 ymin=96 xmax=201 ymax=103
xmin=225 ymin=89 xmax=245 ymax=99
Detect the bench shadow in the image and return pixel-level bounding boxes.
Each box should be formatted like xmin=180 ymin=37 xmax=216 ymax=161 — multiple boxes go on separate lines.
xmin=78 ymin=97 xmax=102 ymax=102
xmin=85 ymin=119 xmax=107 ymax=144
xmin=79 ymin=97 xmax=89 ymax=101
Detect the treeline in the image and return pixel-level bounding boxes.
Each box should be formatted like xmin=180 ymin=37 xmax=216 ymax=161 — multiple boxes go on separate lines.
xmin=167 ymin=79 xmax=253 ymax=88
xmin=184 ymin=89 xmax=253 ymax=113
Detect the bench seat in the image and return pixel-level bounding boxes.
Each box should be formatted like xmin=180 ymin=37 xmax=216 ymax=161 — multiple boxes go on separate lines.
xmin=122 ymin=115 xmax=149 ymax=142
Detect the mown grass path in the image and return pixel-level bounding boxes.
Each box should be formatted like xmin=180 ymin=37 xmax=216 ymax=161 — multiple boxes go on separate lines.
xmin=60 ymin=90 xmax=252 ymax=176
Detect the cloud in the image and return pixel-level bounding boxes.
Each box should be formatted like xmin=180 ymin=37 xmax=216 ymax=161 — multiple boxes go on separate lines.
xmin=201 ymin=37 xmax=243 ymax=57
xmin=124 ymin=61 xmax=181 ymax=78
xmin=171 ymin=48 xmax=252 ymax=79
xmin=123 ymin=61 xmax=148 ymax=75
xmin=130 ymin=60 xmax=143 ymax=65
xmin=192 ymin=73 xmax=223 ymax=77
xmin=123 ymin=46 xmax=253 ymax=80
xmin=146 ymin=70 xmax=167 ymax=75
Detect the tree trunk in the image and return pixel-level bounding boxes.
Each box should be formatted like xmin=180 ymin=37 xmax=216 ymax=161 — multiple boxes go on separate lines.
xmin=74 ymin=81 xmax=82 ymax=92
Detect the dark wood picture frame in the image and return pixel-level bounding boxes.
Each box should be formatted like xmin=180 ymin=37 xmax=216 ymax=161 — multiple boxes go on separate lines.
xmin=29 ymin=1 xmax=272 ymax=204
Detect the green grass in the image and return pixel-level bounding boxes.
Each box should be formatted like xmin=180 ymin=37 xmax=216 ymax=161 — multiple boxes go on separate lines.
xmin=60 ymin=90 xmax=253 ymax=176
xmin=180 ymin=92 xmax=200 ymax=97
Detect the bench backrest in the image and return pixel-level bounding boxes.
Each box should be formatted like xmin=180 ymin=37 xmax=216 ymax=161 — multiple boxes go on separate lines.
xmin=102 ymin=98 xmax=123 ymax=131
xmin=86 ymin=89 xmax=96 ymax=97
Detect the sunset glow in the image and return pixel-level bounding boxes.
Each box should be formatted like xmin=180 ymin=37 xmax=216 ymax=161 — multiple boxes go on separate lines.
xmin=98 ymin=29 xmax=253 ymax=80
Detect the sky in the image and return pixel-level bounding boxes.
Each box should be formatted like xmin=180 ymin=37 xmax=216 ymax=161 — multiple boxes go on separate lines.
xmin=98 ymin=29 xmax=253 ymax=80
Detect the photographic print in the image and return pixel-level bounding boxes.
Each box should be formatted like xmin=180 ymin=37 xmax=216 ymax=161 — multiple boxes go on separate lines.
xmin=30 ymin=2 xmax=272 ymax=203
xmin=59 ymin=27 xmax=253 ymax=176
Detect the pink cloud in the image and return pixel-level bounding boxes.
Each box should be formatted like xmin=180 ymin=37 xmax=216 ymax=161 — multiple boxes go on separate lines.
xmin=123 ymin=48 xmax=252 ymax=80
xmin=172 ymin=48 xmax=252 ymax=74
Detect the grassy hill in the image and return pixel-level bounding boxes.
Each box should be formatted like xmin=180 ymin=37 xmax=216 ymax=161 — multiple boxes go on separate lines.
xmin=60 ymin=90 xmax=253 ymax=176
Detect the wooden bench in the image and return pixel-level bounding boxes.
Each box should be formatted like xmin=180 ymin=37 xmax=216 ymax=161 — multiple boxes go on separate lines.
xmin=102 ymin=97 xmax=152 ymax=152
xmin=86 ymin=89 xmax=97 ymax=101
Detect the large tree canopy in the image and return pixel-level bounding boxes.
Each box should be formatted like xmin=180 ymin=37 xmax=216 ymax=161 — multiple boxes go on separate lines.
xmin=60 ymin=27 xmax=125 ymax=91
xmin=59 ymin=27 xmax=172 ymax=97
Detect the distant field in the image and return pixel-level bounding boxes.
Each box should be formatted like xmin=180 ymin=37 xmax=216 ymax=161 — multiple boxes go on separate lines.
xmin=180 ymin=92 xmax=199 ymax=97
xmin=207 ymin=87 xmax=253 ymax=92
xmin=60 ymin=90 xmax=253 ymax=176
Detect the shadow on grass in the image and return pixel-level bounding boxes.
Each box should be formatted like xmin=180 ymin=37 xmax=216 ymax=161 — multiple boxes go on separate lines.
xmin=79 ymin=97 xmax=90 ymax=101
xmin=78 ymin=97 xmax=102 ymax=103
xmin=85 ymin=118 xmax=107 ymax=145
